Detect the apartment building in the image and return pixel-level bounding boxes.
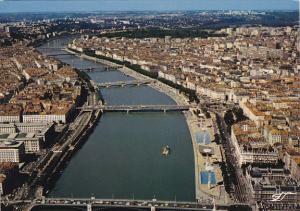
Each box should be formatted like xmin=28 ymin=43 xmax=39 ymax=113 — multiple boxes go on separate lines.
xmin=23 ymin=113 xmax=68 ymax=124
xmin=239 ymin=101 xmax=265 ymax=127
xmin=246 ymin=166 xmax=300 ymax=208
xmin=231 ymin=120 xmax=278 ymax=166
xmin=0 ymin=122 xmax=55 ymax=142
xmin=0 ymin=104 xmax=22 ymax=123
xmin=0 ymin=140 xmax=25 ymax=163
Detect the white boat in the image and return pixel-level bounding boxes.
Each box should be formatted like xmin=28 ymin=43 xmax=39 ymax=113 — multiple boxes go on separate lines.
xmin=161 ymin=145 xmax=171 ymax=156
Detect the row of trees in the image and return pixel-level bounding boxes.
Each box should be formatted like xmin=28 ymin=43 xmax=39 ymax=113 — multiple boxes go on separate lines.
xmin=224 ymin=107 xmax=248 ymax=134
xmin=84 ymin=50 xmax=199 ymax=103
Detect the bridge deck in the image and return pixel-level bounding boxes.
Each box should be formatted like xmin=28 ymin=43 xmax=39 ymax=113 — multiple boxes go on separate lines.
xmin=38 ymin=47 xmax=64 ymax=50
xmin=80 ymin=104 xmax=194 ymax=112
xmin=46 ymin=53 xmax=72 ymax=56
xmin=78 ymin=67 xmax=119 ymax=72
xmin=97 ymin=79 xmax=154 ymax=88
xmin=7 ymin=198 xmax=249 ymax=210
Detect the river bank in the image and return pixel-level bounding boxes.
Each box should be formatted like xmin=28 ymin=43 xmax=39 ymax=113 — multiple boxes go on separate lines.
xmin=33 ymin=33 xmax=79 ymax=48
xmin=64 ymin=48 xmax=189 ymax=106
xmin=35 ymin=38 xmax=196 ymax=202
xmin=64 ymin=47 xmax=206 ymax=202
xmin=7 ymin=72 xmax=103 ymax=210
xmin=42 ymin=109 xmax=102 ymax=192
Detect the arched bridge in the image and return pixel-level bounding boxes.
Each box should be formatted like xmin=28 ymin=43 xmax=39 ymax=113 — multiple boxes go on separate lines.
xmin=78 ymin=66 xmax=119 ymax=73
xmin=97 ymin=79 xmax=155 ymax=88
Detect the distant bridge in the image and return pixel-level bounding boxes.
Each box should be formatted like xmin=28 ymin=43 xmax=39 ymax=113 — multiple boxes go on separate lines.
xmin=6 ymin=197 xmax=247 ymax=211
xmin=80 ymin=104 xmax=195 ymax=112
xmin=46 ymin=53 xmax=72 ymax=56
xmin=78 ymin=66 xmax=119 ymax=73
xmin=38 ymin=47 xmax=64 ymax=50
xmin=97 ymin=79 xmax=154 ymax=88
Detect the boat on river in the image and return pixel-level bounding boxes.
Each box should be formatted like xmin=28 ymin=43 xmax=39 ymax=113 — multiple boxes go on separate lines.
xmin=161 ymin=145 xmax=171 ymax=156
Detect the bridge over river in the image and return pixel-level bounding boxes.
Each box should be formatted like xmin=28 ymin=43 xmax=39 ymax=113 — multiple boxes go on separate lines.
xmin=46 ymin=53 xmax=72 ymax=56
xmin=6 ymin=198 xmax=250 ymax=211
xmin=97 ymin=79 xmax=155 ymax=88
xmin=28 ymin=38 xmax=254 ymax=211
xmin=78 ymin=66 xmax=121 ymax=72
xmin=80 ymin=104 xmax=196 ymax=112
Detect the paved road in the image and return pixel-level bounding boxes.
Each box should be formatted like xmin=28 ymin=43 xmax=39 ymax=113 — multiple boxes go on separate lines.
xmin=216 ymin=114 xmax=253 ymax=204
xmin=10 ymin=111 xmax=94 ymax=202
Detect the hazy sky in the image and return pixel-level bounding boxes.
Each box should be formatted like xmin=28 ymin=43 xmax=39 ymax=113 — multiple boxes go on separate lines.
xmin=0 ymin=0 xmax=299 ymax=13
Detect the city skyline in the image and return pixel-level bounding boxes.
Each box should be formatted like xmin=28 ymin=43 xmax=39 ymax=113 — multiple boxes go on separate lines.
xmin=0 ymin=0 xmax=298 ymax=13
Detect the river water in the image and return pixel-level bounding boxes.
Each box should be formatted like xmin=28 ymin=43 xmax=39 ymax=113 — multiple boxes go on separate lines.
xmin=36 ymin=37 xmax=195 ymax=208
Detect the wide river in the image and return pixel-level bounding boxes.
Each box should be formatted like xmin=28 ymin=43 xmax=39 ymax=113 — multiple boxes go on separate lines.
xmin=35 ymin=36 xmax=195 ymax=209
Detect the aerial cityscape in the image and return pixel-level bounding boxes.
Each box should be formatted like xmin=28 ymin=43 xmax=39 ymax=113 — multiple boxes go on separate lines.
xmin=0 ymin=0 xmax=299 ymax=211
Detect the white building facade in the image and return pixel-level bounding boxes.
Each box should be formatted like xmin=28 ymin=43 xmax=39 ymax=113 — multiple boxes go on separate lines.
xmin=0 ymin=141 xmax=25 ymax=163
xmin=23 ymin=114 xmax=67 ymax=123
